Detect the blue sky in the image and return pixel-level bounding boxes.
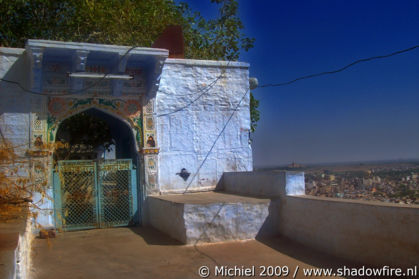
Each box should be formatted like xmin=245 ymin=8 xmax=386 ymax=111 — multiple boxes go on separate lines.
xmin=182 ymin=0 xmax=419 ymax=167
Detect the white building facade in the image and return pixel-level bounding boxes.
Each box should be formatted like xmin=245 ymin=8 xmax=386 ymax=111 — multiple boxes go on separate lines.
xmin=0 ymin=40 xmax=253 ymax=229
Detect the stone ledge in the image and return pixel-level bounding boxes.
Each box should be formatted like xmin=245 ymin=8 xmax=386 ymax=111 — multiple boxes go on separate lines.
xmin=165 ymin=58 xmax=249 ymax=68
xmin=0 ymin=48 xmax=25 ymax=56
xmin=220 ymin=170 xmax=305 ymax=198
xmin=147 ymin=191 xmax=271 ymax=244
xmin=27 ymin=39 xmax=168 ymax=57
xmin=151 ymin=191 xmax=270 ymax=204
xmin=287 ymin=194 xmax=419 ymax=208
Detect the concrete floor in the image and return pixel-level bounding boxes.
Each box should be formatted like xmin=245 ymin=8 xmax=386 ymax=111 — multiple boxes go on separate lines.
xmin=152 ymin=191 xmax=271 ymax=204
xmin=30 ymin=227 xmax=358 ymax=279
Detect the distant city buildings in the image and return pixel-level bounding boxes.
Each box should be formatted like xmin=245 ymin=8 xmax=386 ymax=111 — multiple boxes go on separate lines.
xmin=305 ymin=165 xmax=419 ymax=204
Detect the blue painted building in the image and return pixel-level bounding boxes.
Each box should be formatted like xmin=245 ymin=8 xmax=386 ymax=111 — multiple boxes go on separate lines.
xmin=0 ymin=39 xmax=252 ymax=230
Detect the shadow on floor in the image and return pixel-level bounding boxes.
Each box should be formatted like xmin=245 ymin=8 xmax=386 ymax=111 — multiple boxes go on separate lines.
xmin=128 ymin=226 xmax=184 ymax=246
xmin=256 ymin=234 xmax=363 ymax=269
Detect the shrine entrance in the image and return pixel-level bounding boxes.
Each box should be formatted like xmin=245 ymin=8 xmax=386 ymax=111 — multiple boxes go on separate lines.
xmin=52 ymin=108 xmax=139 ymax=231
xmin=53 ymin=159 xmax=137 ymax=231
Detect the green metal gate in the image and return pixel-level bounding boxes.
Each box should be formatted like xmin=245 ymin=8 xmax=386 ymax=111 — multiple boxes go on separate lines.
xmin=53 ymin=159 xmax=138 ymax=231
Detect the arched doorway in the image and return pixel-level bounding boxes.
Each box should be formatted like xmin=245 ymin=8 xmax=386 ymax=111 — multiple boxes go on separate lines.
xmin=52 ymin=108 xmax=138 ymax=231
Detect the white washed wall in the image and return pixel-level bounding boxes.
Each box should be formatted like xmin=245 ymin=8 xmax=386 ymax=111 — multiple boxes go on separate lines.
xmin=1 ymin=48 xmax=254 ymax=225
xmin=0 ymin=48 xmax=55 ymax=228
xmin=156 ymin=59 xmax=253 ymax=193
xmin=0 ymin=48 xmax=30 ymax=156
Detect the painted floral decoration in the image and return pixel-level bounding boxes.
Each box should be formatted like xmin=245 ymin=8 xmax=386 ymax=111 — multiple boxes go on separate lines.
xmin=48 ymin=98 xmax=66 ymax=116
xmin=124 ymin=100 xmax=141 ymax=117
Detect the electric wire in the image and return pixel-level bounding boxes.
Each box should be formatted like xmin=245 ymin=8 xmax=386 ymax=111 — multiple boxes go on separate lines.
xmin=156 ymin=70 xmax=226 ymax=117
xmin=0 ymin=45 xmax=139 ymax=96
xmin=193 ymin=202 xmax=225 ymax=266
xmin=1 ymin=43 xmax=417 ymax=269
xmin=156 ymin=62 xmax=231 ymax=117
xmin=1 ymin=45 xmax=417 ymax=116
xmin=182 ymin=87 xmax=250 ymax=267
xmin=182 ymin=86 xmax=250 ymax=194
xmin=259 ymin=45 xmax=419 ymax=88
xmin=181 ymin=44 xmax=419 ymax=265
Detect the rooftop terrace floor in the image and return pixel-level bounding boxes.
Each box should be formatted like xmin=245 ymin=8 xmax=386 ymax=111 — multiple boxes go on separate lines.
xmin=150 ymin=191 xmax=271 ymax=204
xmin=31 ymin=227 xmax=360 ymax=279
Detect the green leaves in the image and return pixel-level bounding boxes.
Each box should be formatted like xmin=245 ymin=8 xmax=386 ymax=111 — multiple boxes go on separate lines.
xmin=0 ymin=0 xmax=259 ymax=130
xmin=250 ymin=92 xmax=260 ymax=133
xmin=0 ymin=0 xmax=254 ymax=61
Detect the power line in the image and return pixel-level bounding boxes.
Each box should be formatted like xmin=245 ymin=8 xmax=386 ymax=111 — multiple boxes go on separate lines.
xmin=181 ymin=45 xmax=419 ymax=193
xmin=158 ymin=44 xmax=419 ymax=117
xmin=2 ymin=44 xmax=417 ymax=116
xmin=193 ymin=202 xmax=225 ymax=265
xmin=183 ymin=43 xmax=419 ymax=264
xmin=259 ymin=44 xmax=419 ymax=88
xmin=181 ymin=44 xmax=419 ymax=267
xmin=181 ymin=87 xmax=249 ymax=268
xmin=156 ymin=61 xmax=231 ymax=117
xmin=0 ymin=45 xmax=230 ymax=117
xmin=0 ymin=45 xmax=138 ymax=97
xmin=180 ymin=87 xmax=249 ymax=266
xmin=183 ymin=86 xmax=250 ymax=194
xmin=156 ymin=69 xmax=227 ymax=117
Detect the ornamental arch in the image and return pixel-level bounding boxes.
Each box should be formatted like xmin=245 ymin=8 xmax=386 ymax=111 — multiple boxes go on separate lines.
xmin=53 ymin=107 xmax=138 ymax=161
xmin=23 ymin=40 xmax=166 ymax=228
xmin=51 ymin=106 xmax=141 ymax=230
xmin=0 ymin=39 xmax=253 ymax=230
xmin=47 ymin=97 xmax=143 ymax=150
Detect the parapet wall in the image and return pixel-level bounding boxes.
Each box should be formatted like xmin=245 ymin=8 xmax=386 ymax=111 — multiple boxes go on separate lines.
xmin=221 ymin=170 xmax=419 ymax=268
xmin=220 ymin=171 xmax=305 ymax=197
xmin=278 ymin=195 xmax=419 ymax=268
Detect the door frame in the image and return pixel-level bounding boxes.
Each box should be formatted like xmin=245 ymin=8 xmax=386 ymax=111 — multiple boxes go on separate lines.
xmin=53 ymin=159 xmax=138 ymax=231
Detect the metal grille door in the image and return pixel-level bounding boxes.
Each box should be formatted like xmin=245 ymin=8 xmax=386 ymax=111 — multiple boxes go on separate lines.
xmin=54 ymin=159 xmax=137 ymax=231
xmin=98 ymin=160 xmax=133 ymax=227
xmin=55 ymin=160 xmax=98 ymax=230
